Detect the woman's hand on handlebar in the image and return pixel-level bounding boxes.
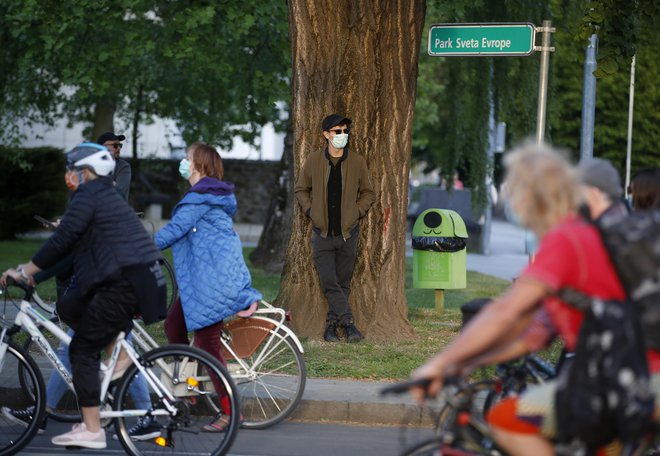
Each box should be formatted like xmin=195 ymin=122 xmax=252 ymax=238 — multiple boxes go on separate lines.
xmin=1 ymin=262 xmax=38 ymax=287
xmin=1 ymin=268 xmax=27 ymax=287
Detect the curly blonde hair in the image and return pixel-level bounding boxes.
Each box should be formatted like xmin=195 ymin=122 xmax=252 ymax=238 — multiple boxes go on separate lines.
xmin=502 ymin=142 xmax=581 ymax=238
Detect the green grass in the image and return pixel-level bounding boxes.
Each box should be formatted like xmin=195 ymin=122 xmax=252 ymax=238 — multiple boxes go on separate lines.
xmin=1 ymin=238 xmax=514 ymax=381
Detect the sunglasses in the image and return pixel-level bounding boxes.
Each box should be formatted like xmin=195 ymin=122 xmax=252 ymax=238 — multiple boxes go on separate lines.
xmin=106 ymin=142 xmax=123 ymax=149
xmin=329 ymin=128 xmax=350 ymax=135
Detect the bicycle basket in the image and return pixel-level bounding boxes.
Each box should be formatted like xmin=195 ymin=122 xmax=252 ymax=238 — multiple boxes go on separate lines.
xmin=221 ymin=318 xmax=276 ymax=359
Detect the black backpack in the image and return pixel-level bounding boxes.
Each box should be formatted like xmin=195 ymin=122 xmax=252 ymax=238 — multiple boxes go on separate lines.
xmin=554 ymin=288 xmax=655 ymax=454
xmin=596 ymin=209 xmax=660 ymax=350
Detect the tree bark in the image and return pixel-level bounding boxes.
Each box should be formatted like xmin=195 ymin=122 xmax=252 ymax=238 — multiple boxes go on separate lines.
xmin=278 ymin=0 xmax=426 ymax=341
xmin=91 ymin=97 xmax=117 ymax=141
xmin=249 ymin=123 xmax=294 ymax=273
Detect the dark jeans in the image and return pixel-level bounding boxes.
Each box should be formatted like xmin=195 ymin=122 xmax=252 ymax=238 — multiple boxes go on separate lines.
xmin=311 ymin=229 xmax=359 ymax=326
xmin=59 ymin=279 xmax=137 ymax=407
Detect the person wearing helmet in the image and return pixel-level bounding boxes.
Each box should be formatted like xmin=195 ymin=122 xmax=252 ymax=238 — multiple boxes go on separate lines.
xmin=0 ymin=143 xmax=166 ymax=449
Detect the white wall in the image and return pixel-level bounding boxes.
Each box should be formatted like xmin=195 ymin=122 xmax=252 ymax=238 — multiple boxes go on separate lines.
xmin=18 ymin=116 xmax=284 ymax=162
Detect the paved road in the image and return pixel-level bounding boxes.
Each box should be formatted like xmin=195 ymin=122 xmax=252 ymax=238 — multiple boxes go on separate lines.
xmin=24 ymin=420 xmax=435 ymax=456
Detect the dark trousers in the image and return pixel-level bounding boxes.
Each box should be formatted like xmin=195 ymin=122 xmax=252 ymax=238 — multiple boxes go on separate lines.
xmin=164 ymin=298 xmax=230 ymax=412
xmin=59 ymin=279 xmax=137 ymax=407
xmin=311 ymin=230 xmax=359 ymax=325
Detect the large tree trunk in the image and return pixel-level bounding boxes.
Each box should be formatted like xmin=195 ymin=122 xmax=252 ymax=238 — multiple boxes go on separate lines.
xmin=91 ymin=97 xmax=117 ymax=140
xmin=278 ymin=0 xmax=426 ymax=341
xmin=249 ymin=123 xmax=294 ymax=273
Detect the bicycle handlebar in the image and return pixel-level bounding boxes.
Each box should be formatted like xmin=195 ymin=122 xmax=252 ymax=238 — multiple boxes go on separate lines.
xmin=2 ymin=277 xmax=35 ymax=301
xmin=379 ymin=378 xmax=432 ymax=395
xmin=379 ymin=376 xmax=464 ymax=396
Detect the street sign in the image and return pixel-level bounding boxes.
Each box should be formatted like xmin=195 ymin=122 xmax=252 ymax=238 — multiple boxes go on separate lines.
xmin=428 ymin=23 xmax=536 ymax=57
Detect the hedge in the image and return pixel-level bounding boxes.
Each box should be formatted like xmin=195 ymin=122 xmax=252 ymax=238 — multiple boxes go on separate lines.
xmin=0 ymin=147 xmax=69 ymax=239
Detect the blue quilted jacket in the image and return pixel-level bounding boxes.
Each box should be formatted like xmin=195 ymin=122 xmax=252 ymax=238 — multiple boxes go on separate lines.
xmin=155 ymin=177 xmax=262 ymax=331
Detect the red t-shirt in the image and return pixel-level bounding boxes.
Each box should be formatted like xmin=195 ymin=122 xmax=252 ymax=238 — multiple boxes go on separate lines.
xmin=521 ymin=215 xmax=660 ymax=372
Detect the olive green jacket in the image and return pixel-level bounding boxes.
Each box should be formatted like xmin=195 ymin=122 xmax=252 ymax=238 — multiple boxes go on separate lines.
xmin=295 ymin=147 xmax=376 ymax=239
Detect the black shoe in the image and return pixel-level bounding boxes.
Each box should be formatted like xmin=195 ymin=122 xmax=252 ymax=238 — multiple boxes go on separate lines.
xmin=1 ymin=406 xmax=46 ymax=434
xmin=343 ymin=323 xmax=363 ymax=343
xmin=113 ymin=416 xmax=160 ymax=441
xmin=324 ymin=322 xmax=340 ymax=342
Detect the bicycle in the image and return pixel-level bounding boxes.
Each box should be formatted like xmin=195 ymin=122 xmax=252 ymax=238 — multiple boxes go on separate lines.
xmin=138 ymin=216 xmax=179 ymax=310
xmin=382 ymin=377 xmax=658 ymax=456
xmin=382 ymin=377 xmax=504 ymax=456
xmin=132 ymin=299 xmax=306 ymax=429
xmin=0 ymin=281 xmax=240 ymax=456
xmin=22 ymin=286 xmax=306 ymax=430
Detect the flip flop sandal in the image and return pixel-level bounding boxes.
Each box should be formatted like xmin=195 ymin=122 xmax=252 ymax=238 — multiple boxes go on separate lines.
xmin=202 ymin=414 xmax=231 ymax=433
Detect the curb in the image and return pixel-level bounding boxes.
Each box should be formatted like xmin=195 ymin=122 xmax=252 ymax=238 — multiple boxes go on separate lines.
xmin=289 ymin=378 xmax=434 ymax=427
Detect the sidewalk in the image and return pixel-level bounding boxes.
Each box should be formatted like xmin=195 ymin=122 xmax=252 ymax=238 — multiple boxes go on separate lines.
xmin=237 ymin=219 xmax=529 ymax=282
xmin=290 ymin=378 xmax=435 ymax=426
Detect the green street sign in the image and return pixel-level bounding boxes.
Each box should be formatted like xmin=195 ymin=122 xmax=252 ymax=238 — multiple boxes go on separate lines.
xmin=428 ymin=23 xmax=536 ymax=57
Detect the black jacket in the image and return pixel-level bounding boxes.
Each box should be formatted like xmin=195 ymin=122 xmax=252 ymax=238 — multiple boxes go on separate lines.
xmin=32 ymin=177 xmax=161 ymax=294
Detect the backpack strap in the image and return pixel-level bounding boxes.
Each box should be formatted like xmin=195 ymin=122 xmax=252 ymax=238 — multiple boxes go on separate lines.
xmin=556 ymin=287 xmax=592 ymax=312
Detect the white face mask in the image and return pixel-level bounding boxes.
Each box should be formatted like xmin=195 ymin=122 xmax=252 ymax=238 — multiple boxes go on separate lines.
xmin=331 ymin=133 xmax=349 ymax=149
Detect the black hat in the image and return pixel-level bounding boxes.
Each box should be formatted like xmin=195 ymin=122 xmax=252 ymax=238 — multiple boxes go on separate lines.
xmin=96 ymin=131 xmax=126 ymax=145
xmin=321 ymin=114 xmax=352 ymax=131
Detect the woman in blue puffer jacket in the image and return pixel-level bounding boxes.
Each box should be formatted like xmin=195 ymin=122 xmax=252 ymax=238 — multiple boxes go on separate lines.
xmin=155 ymin=142 xmax=262 ymax=432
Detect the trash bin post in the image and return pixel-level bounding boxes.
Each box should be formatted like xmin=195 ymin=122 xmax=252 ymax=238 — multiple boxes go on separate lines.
xmin=412 ymin=209 xmax=469 ymax=313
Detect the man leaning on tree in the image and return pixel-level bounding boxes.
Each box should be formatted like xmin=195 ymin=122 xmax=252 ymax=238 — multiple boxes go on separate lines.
xmin=295 ymin=114 xmax=376 ymax=343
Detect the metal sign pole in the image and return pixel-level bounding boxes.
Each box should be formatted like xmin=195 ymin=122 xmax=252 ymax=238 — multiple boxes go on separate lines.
xmin=535 ymin=20 xmax=555 ymax=145
xmin=580 ymin=34 xmax=598 ymax=160
xmin=625 ymin=55 xmax=636 ymax=197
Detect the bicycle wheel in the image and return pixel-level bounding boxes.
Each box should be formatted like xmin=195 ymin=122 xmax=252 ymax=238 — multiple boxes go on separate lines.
xmin=159 ymin=258 xmax=178 ymax=311
xmin=0 ymin=342 xmax=47 ymax=456
xmin=401 ymin=437 xmax=442 ymax=456
xmin=114 ymin=344 xmax=239 ymax=456
xmin=221 ymin=319 xmax=306 ymax=429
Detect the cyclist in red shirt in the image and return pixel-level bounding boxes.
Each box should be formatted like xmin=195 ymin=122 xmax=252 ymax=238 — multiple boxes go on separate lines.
xmin=410 ymin=143 xmax=660 ymax=456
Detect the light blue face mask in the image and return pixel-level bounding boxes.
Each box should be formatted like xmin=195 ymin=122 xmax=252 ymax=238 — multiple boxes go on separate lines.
xmin=504 ymin=201 xmax=522 ymax=227
xmin=179 ymin=158 xmax=192 ymax=180
xmin=331 ymin=133 xmax=348 ymax=149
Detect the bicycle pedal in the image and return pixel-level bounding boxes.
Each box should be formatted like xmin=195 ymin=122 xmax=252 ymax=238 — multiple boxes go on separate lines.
xmin=64 ymin=445 xmax=84 ymax=450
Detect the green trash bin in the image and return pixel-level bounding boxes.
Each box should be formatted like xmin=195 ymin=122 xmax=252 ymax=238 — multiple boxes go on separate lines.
xmin=412 ymin=209 xmax=468 ymax=290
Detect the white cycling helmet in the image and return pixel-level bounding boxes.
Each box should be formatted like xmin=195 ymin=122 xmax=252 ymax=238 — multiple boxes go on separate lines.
xmin=65 ymin=142 xmax=115 ymax=177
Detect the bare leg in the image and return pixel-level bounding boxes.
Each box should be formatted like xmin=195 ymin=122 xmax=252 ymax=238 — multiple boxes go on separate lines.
xmin=491 ymin=427 xmax=554 ymax=456
xmin=81 ymin=406 xmax=101 ymax=433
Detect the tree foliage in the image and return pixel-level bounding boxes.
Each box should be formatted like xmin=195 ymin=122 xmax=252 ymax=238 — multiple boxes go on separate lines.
xmin=414 ymin=0 xmax=549 ymax=208
xmin=0 ymin=1 xmax=290 ymax=147
xmin=414 ymin=0 xmax=660 ymax=197
xmin=551 ymin=5 xmax=660 ymax=173
xmin=577 ymin=0 xmax=660 ymax=77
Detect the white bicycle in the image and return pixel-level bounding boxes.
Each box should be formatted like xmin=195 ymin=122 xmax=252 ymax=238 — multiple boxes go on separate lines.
xmin=24 ymin=286 xmax=306 ymax=430
xmin=0 ymin=281 xmax=240 ymax=456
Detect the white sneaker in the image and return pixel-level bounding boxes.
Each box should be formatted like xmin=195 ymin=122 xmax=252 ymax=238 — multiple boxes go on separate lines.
xmin=51 ymin=423 xmax=107 ymax=449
